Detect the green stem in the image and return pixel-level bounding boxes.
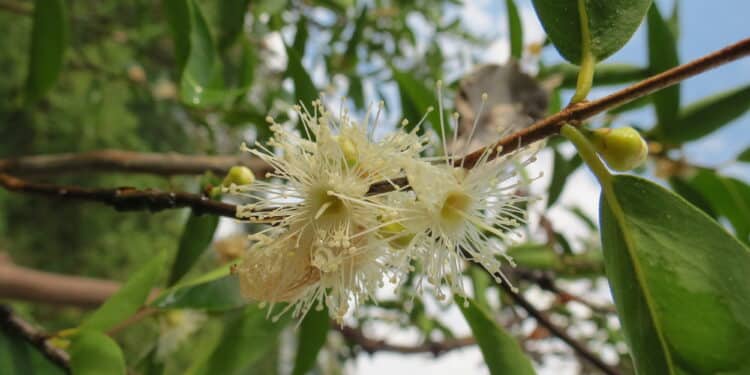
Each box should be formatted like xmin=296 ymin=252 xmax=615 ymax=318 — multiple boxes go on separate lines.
xmin=571 ymin=0 xmax=596 ymax=103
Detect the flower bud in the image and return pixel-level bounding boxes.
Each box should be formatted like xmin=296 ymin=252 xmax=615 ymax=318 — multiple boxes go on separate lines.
xmin=222 ymin=166 xmax=255 ymax=187
xmin=378 ymin=221 xmax=414 ymax=249
xmin=588 ymin=127 xmax=648 ymax=171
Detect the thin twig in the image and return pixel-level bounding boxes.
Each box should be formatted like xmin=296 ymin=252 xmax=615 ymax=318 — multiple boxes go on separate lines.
xmin=499 ymin=282 xmax=619 ymax=375
xmin=337 ymin=325 xmax=476 ymax=356
xmin=0 ymin=173 xmax=236 ymax=217
xmin=515 ymin=269 xmax=616 ymax=314
xmin=0 ymin=305 xmax=70 ymax=373
xmin=0 ymin=149 xmax=271 ymax=177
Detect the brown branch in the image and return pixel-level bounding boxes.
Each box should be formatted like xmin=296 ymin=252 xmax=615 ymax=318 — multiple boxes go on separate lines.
xmin=0 ymin=149 xmax=271 ymax=177
xmin=515 ymin=269 xmax=616 ymax=314
xmin=337 ymin=325 xmax=476 ymax=356
xmin=458 ymin=37 xmax=750 ymax=169
xmin=0 ymin=173 xmax=237 ymax=217
xmin=0 ymin=305 xmax=70 ymax=372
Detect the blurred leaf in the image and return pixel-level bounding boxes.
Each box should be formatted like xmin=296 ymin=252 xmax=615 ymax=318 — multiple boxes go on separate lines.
xmin=343 ymin=6 xmax=368 ymax=70
xmin=392 ymin=69 xmax=444 ymax=136
xmin=291 ymin=308 xmax=329 ymax=375
xmin=69 ymin=330 xmax=126 ymax=375
xmin=349 ymin=75 xmax=365 ymax=109
xmin=81 ymin=252 xmax=166 ymax=332
xmin=544 ymin=63 xmax=648 ymax=88
xmin=238 ymin=39 xmax=256 ymax=90
xmin=530 ymin=0 xmax=651 ymax=63
xmin=292 ymin=16 xmax=308 ymax=56
xmin=25 ymin=0 xmax=68 ymax=103
xmin=658 ymin=85 xmax=750 ymax=143
xmin=686 ymin=169 xmax=750 ymax=244
xmin=135 ymin=346 xmax=164 ymax=375
xmin=163 ymin=0 xmax=191 ymax=72
xmin=285 ymin=43 xmax=317 ymax=106
xmin=647 ymin=4 xmax=680 ymax=134
xmin=608 ymin=94 xmax=651 ymax=115
xmin=668 ymin=0 xmax=680 ymax=40
xmin=738 ymin=147 xmax=750 ymax=162
xmin=0 ymin=330 xmax=64 ymax=375
xmin=168 ymin=213 xmax=219 ymax=285
xmin=507 ymin=243 xmax=557 ymax=269
xmin=547 ymin=149 xmax=582 ymax=207
xmin=505 ymin=0 xmax=523 ymax=59
xmin=152 ymin=275 xmax=245 ymax=311
xmin=669 ymin=176 xmax=717 ymax=218
xmin=570 ymin=206 xmax=597 ymax=230
xmin=600 ymin=175 xmax=750 ymax=374
xmin=179 ymin=0 xmax=227 ymax=107
xmin=469 ymin=267 xmax=492 ymax=309
xmin=217 ymin=0 xmax=250 ymax=50
xmin=458 ymin=299 xmax=536 ymax=375
xmin=188 ymin=307 xmax=288 ymax=375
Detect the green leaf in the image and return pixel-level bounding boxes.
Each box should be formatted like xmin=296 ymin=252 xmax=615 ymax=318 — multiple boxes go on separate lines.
xmin=217 ymin=0 xmax=250 ymax=50
xmin=668 ymin=176 xmax=717 ymax=219
xmin=348 ymin=75 xmax=365 ymax=109
xmin=343 ymin=6 xmax=368 ymax=70
xmin=530 ymin=0 xmax=651 ymax=64
xmin=647 ymin=4 xmax=680 ymax=133
xmin=285 ymin=43 xmax=317 ymax=106
xmin=188 ymin=307 xmax=288 ymax=375
xmin=292 ymin=16 xmax=308 ymax=56
xmin=152 ymin=275 xmax=245 ymax=311
xmin=543 ymin=63 xmax=648 ymax=88
xmin=547 ymin=149 xmax=582 ymax=207
xmin=685 ymin=170 xmax=750 ymax=244
xmin=392 ymin=69 xmax=445 ymax=137
xmin=163 ymin=0 xmax=191 ymax=73
xmin=69 ymin=330 xmax=126 ymax=375
xmin=600 ymin=175 xmax=750 ymax=374
xmin=179 ymin=0 xmax=227 ymax=107
xmin=81 ymin=253 xmax=166 ymax=332
xmin=458 ymin=299 xmax=536 ymax=375
xmin=168 ymin=213 xmax=219 ymax=285
xmin=658 ymin=85 xmax=750 ymax=143
xmin=0 ymin=329 xmax=64 ymax=375
xmin=608 ymin=94 xmax=651 ymax=115
xmin=738 ymin=147 xmax=750 ymax=162
xmin=25 ymin=0 xmax=68 ymax=103
xmin=505 ymin=0 xmax=523 ymax=59
xmin=291 ymin=308 xmax=329 ymax=375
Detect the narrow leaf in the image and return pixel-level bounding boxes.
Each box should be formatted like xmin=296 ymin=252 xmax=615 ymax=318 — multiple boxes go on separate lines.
xmin=458 ymin=299 xmax=535 ymax=375
xmin=547 ymin=149 xmax=582 ymax=207
xmin=291 ymin=308 xmax=329 ymax=375
xmin=543 ymin=63 xmax=648 ymax=88
xmin=0 ymin=329 xmax=64 ymax=375
xmin=168 ymin=213 xmax=219 ymax=285
xmin=660 ymin=85 xmax=750 ymax=143
xmin=25 ymin=0 xmax=68 ymax=103
xmin=505 ymin=0 xmax=523 ymax=59
xmin=69 ymin=331 xmax=126 ymax=375
xmin=530 ymin=0 xmax=651 ymax=63
xmin=179 ymin=0 xmax=227 ymax=107
xmin=285 ymin=43 xmax=317 ymax=106
xmin=392 ymin=69 xmax=444 ymax=137
xmin=152 ymin=276 xmax=244 ymax=311
xmin=343 ymin=7 xmax=368 ymax=69
xmin=217 ymin=0 xmax=250 ymax=50
xmin=648 ymin=4 xmax=680 ymax=134
xmin=738 ymin=147 xmax=750 ymax=162
xmin=687 ymin=170 xmax=750 ymax=244
xmin=81 ymin=253 xmax=166 ymax=332
xmin=600 ymin=175 xmax=750 ymax=374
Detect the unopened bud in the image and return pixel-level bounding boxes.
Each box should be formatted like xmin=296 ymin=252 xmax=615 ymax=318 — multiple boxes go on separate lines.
xmin=588 ymin=127 xmax=648 ymax=171
xmin=378 ymin=221 xmax=414 ymax=249
xmin=222 ymin=166 xmax=255 ymax=187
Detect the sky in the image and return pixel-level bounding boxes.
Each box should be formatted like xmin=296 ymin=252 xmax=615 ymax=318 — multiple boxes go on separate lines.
xmin=352 ymin=1 xmax=750 ymax=374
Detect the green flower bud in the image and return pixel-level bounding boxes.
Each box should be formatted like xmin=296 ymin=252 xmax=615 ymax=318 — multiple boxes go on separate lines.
xmin=222 ymin=166 xmax=255 ymax=187
xmin=588 ymin=127 xmax=648 ymax=171
xmin=378 ymin=221 xmax=414 ymax=250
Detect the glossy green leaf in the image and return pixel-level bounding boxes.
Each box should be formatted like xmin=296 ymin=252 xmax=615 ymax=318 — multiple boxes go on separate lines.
xmin=81 ymin=252 xmax=166 ymax=332
xmin=505 ymin=0 xmax=523 ymax=59
xmin=738 ymin=147 xmax=750 ymax=162
xmin=25 ymin=0 xmax=68 ymax=103
xmin=285 ymin=43 xmax=317 ymax=106
xmin=600 ymin=175 xmax=750 ymax=374
xmin=458 ymin=299 xmax=535 ymax=375
xmin=686 ymin=169 xmax=750 ymax=244
xmin=168 ymin=213 xmax=219 ymax=285
xmin=659 ymin=85 xmax=750 ymax=143
xmin=647 ymin=4 xmax=680 ymax=133
xmin=69 ymin=330 xmax=126 ymax=375
xmin=152 ymin=275 xmax=244 ymax=311
xmin=179 ymin=0 xmax=227 ymax=107
xmin=668 ymin=176 xmax=717 ymax=218
xmin=188 ymin=307 xmax=288 ymax=375
xmin=291 ymin=308 xmax=329 ymax=375
xmin=547 ymin=149 xmax=582 ymax=207
xmin=530 ymin=0 xmax=651 ymax=63
xmin=544 ymin=63 xmax=648 ymax=88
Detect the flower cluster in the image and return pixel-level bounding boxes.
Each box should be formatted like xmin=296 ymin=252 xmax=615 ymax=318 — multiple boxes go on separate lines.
xmin=227 ymin=88 xmax=537 ymax=322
